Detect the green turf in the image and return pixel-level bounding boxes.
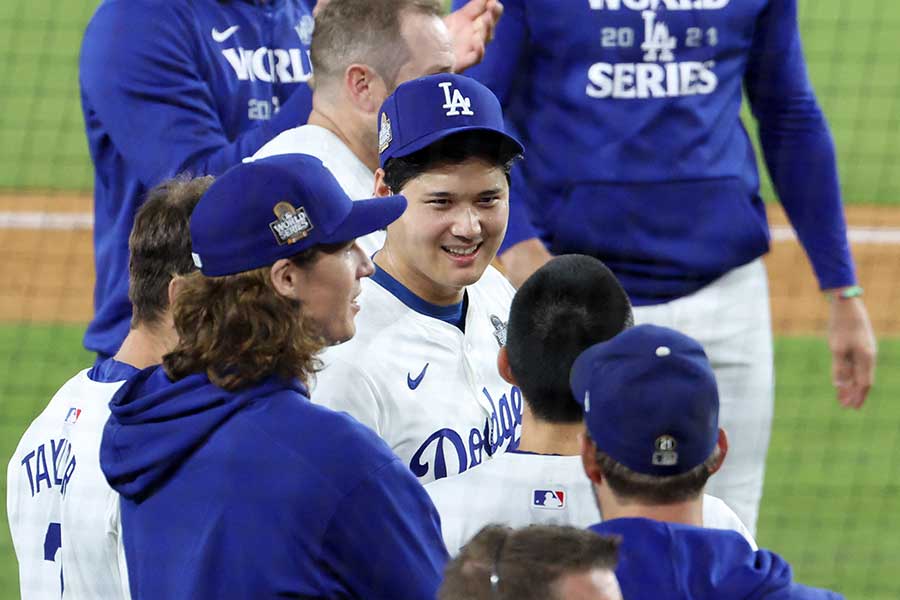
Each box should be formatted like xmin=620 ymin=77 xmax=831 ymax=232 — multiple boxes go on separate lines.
xmin=0 ymin=0 xmax=898 ymax=202
xmin=0 ymin=326 xmax=897 ymax=598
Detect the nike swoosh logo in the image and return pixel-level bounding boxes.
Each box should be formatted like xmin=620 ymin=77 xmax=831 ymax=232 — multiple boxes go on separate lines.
xmin=211 ymin=25 xmax=240 ymax=43
xmin=407 ymin=363 xmax=429 ymax=390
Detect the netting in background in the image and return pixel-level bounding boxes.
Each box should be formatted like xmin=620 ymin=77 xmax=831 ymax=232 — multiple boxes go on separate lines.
xmin=0 ymin=1 xmax=898 ymax=598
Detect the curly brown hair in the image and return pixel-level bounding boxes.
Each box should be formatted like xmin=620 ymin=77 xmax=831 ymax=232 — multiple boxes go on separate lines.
xmin=162 ymin=250 xmax=325 ymax=391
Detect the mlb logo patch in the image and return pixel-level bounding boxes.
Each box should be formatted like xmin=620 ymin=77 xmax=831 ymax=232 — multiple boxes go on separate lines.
xmin=65 ymin=408 xmax=82 ymax=424
xmin=533 ymin=489 xmax=565 ymax=510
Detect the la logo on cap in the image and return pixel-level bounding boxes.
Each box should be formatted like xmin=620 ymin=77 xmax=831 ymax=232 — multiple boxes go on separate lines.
xmin=269 ymin=201 xmax=313 ymax=245
xmin=439 ymin=81 xmax=473 ymax=116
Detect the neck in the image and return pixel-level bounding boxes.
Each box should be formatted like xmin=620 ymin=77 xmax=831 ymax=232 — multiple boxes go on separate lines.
xmin=373 ymin=248 xmax=465 ymax=306
xmin=113 ymin=323 xmax=175 ymax=370
xmin=307 ymin=94 xmax=378 ymax=172
xmin=516 ymin=405 xmax=585 ymax=456
xmin=598 ymin=488 xmax=704 ymax=527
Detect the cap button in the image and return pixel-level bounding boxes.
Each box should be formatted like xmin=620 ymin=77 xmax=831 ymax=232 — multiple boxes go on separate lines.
xmin=655 ymin=346 xmax=671 ymax=357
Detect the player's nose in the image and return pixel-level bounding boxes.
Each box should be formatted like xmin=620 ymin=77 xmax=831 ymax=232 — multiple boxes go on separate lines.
xmin=450 ymin=207 xmax=482 ymax=240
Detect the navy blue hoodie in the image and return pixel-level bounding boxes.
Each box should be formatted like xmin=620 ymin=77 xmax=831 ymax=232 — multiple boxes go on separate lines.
xmin=456 ymin=0 xmax=855 ymax=304
xmin=81 ymin=0 xmax=315 ymax=356
xmin=591 ymin=518 xmax=844 ymax=599
xmin=101 ymin=366 xmax=448 ymax=599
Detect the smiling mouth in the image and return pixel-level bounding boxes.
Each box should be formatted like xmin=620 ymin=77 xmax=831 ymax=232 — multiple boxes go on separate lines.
xmin=442 ymin=243 xmax=482 ymax=258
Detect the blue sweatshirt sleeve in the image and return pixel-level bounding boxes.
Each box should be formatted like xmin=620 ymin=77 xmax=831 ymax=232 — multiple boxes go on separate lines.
xmin=744 ymin=0 xmax=856 ymax=290
xmin=319 ymin=459 xmax=448 ymax=599
xmin=79 ymin=0 xmax=309 ymax=188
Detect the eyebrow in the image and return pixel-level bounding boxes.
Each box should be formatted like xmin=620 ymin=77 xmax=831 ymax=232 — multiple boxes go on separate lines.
xmin=423 ymin=188 xmax=505 ymax=199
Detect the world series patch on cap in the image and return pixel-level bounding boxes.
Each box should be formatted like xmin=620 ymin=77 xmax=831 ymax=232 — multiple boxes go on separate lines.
xmin=376 ymin=73 xmax=523 ymax=167
xmin=189 ymin=154 xmax=407 ymax=277
xmin=569 ymin=324 xmax=720 ymax=477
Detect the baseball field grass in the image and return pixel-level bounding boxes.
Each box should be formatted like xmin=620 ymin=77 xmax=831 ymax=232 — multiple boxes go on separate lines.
xmin=0 ymin=326 xmax=898 ymax=599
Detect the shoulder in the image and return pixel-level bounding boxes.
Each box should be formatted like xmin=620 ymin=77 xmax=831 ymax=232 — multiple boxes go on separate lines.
xmin=249 ymin=125 xmax=319 ymax=162
xmin=473 ymin=265 xmax=516 ymax=299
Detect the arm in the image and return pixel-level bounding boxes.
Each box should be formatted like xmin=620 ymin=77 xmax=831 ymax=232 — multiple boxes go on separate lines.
xmin=79 ymin=1 xmax=310 ymax=188
xmin=312 ymin=357 xmax=385 ymax=435
xmin=320 ymin=460 xmax=449 ymax=599
xmin=744 ymin=0 xmax=875 ymax=408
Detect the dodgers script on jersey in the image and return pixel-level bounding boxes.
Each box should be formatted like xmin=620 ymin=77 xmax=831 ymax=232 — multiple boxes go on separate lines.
xmin=315 ymin=266 xmax=520 ymax=484
xmin=425 ymin=451 xmax=757 ymax=555
xmin=248 ymin=124 xmax=385 ymax=255
xmin=7 ymin=365 xmax=133 ymax=600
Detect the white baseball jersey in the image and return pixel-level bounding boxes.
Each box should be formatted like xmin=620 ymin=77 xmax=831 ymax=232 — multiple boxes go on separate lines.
xmin=314 ymin=265 xmax=520 ymax=484
xmin=248 ymin=123 xmax=385 ymax=256
xmin=425 ymin=451 xmax=757 ymax=555
xmin=7 ymin=363 xmax=134 ymax=600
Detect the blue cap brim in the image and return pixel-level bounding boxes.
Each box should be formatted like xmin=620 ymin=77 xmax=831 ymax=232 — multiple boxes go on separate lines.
xmin=321 ymin=194 xmax=407 ymax=245
xmin=381 ymin=126 xmax=524 ymax=167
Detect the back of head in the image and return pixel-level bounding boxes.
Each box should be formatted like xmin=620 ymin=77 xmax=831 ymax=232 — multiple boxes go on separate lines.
xmin=128 ymin=174 xmax=213 ymax=329
xmin=571 ymin=324 xmax=722 ymax=505
xmin=439 ymin=524 xmax=621 ymax=600
xmin=311 ymin=0 xmax=443 ymax=91
xmin=506 ymin=255 xmax=633 ymax=423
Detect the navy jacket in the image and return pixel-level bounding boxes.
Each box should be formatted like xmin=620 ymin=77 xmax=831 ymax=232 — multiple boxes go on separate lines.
xmin=101 ymin=366 xmax=448 ymax=599
xmin=80 ymin=0 xmax=315 ymax=355
xmin=592 ymin=518 xmax=844 ymax=599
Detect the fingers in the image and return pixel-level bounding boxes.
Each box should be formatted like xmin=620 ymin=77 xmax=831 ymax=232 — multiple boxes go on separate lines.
xmin=456 ymin=0 xmax=489 ymax=20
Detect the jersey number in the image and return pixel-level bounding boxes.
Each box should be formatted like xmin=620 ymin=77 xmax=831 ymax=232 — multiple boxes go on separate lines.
xmin=43 ymin=522 xmax=63 ymax=593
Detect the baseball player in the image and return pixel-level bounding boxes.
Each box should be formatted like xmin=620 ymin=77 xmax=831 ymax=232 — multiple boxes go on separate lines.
xmin=249 ymin=0 xmax=455 ymax=255
xmin=439 ymin=524 xmax=623 ymax=600
xmin=573 ymin=324 xmax=843 ymax=599
xmin=426 ymin=255 xmax=755 ymax=554
xmin=80 ymin=0 xmax=501 ymax=359
xmin=7 ymin=175 xmax=212 ymax=599
xmin=313 ymin=73 xmax=524 ymax=484
xmin=99 ymin=154 xmax=448 ymax=599
xmin=453 ymin=0 xmax=877 ymax=534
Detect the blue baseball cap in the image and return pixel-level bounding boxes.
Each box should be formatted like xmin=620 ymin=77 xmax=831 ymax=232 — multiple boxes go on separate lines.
xmin=569 ymin=324 xmax=720 ymax=477
xmin=377 ymin=73 xmax=524 ymax=168
xmin=190 ymin=154 xmax=406 ymax=277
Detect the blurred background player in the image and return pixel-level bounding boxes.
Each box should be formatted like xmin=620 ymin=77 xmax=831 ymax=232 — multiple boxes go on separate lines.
xmin=453 ymin=0 xmax=877 ymax=534
xmin=572 ymin=324 xmax=844 ymax=599
xmin=80 ymin=0 xmax=502 ymax=359
xmin=426 ymin=255 xmax=754 ymax=554
xmin=99 ymin=155 xmax=447 ymax=599
xmin=250 ymin=0 xmax=456 ymax=254
xmin=314 ymin=73 xmax=524 ymax=483
xmin=439 ymin=524 xmax=623 ymax=600
xmin=7 ymin=175 xmax=211 ymax=600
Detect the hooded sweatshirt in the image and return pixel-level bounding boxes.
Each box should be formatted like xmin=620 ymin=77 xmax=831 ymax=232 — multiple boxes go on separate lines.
xmin=100 ymin=366 xmax=448 ymax=599
xmin=591 ymin=518 xmax=843 ymax=599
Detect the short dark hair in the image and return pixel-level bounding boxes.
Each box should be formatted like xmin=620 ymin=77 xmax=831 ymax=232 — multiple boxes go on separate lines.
xmin=439 ymin=524 xmax=620 ymax=600
xmin=595 ymin=444 xmax=722 ymax=505
xmin=382 ymin=130 xmax=522 ymax=192
xmin=312 ymin=0 xmax=443 ymax=89
xmin=128 ymin=175 xmax=213 ymax=328
xmin=506 ymin=255 xmax=633 ymax=423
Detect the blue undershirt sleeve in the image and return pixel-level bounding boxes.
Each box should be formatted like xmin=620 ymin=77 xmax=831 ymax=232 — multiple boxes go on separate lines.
xmin=80 ymin=1 xmax=309 ymax=189
xmin=744 ymin=0 xmax=856 ymax=289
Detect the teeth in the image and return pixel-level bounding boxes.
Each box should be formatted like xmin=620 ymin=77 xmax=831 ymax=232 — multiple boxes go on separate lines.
xmin=445 ymin=246 xmax=478 ymax=256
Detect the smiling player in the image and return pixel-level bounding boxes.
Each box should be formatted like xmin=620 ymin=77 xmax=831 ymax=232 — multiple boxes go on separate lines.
xmin=314 ymin=73 xmax=524 ymax=483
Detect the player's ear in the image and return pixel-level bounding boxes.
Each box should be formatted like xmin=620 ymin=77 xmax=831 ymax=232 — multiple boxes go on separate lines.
xmin=344 ymin=63 xmax=385 ymax=113
xmin=269 ymin=258 xmax=301 ymax=300
xmin=581 ymin=435 xmax=603 ymax=485
xmin=167 ymin=276 xmax=184 ymax=310
xmin=373 ymin=169 xmax=392 ymax=198
xmin=710 ymin=427 xmax=728 ymax=475
xmin=496 ymin=347 xmax=518 ymax=386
